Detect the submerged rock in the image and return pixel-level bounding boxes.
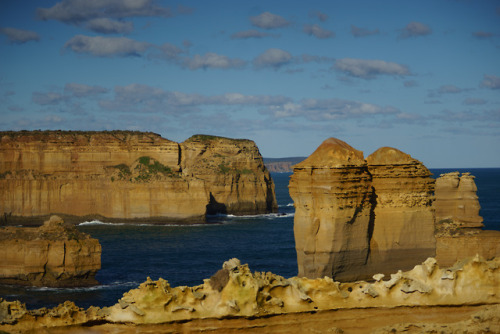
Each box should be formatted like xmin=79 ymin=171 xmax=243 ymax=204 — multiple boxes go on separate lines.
xmin=0 ymin=215 xmax=101 ymax=287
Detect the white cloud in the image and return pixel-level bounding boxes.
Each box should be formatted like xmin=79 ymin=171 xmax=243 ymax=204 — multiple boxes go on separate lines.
xmin=351 ymin=25 xmax=379 ymax=37
xmin=480 ymin=74 xmax=500 ymax=89
xmin=262 ymin=98 xmax=400 ymax=121
xmin=399 ymin=22 xmax=432 ymax=39
xmin=253 ymin=48 xmax=292 ymax=69
xmin=183 ymin=53 xmax=246 ymax=70
xmin=334 ymin=58 xmax=410 ymax=79
xmin=303 ymin=24 xmax=334 ymax=39
xmin=250 ymin=12 xmax=290 ymax=29
xmin=32 ymin=92 xmax=68 ymax=105
xmin=64 ymin=35 xmax=151 ymax=57
xmin=230 ymin=29 xmax=272 ymax=39
xmin=0 ymin=27 xmax=40 ymax=44
xmin=64 ymin=83 xmax=108 ymax=97
xmin=309 ymin=10 xmax=328 ymax=22
xmin=85 ymin=18 xmax=133 ymax=34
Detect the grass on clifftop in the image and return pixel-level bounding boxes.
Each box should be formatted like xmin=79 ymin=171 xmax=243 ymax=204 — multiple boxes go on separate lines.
xmin=185 ymin=134 xmax=252 ymax=143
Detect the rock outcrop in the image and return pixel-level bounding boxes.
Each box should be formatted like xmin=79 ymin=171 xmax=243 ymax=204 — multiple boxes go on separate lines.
xmin=434 ymin=172 xmax=483 ymax=228
xmin=433 ymin=171 xmax=500 ymax=267
xmin=0 ymin=131 xmax=277 ymax=224
xmin=1 ymin=257 xmax=499 ymax=332
xmin=365 ymin=147 xmax=435 ymax=276
xmin=289 ymin=138 xmax=374 ymax=281
xmin=0 ymin=215 xmax=101 ymax=287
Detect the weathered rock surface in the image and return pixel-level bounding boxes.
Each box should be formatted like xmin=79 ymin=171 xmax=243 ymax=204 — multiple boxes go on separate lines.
xmin=1 ymin=257 xmax=499 ymax=332
xmin=434 ymin=171 xmax=484 ymax=228
xmin=365 ymin=147 xmax=436 ymax=276
xmin=0 ymin=131 xmax=277 ymax=224
xmin=0 ymin=215 xmax=101 ymax=287
xmin=289 ymin=138 xmax=374 ymax=281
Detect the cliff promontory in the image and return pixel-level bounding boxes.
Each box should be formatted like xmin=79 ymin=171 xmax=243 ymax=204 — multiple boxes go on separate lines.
xmin=0 ymin=215 xmax=101 ymax=287
xmin=0 ymin=131 xmax=277 ymax=224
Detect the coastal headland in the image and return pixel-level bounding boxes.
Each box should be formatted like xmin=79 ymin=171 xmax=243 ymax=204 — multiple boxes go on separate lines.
xmin=0 ymin=131 xmax=277 ymax=225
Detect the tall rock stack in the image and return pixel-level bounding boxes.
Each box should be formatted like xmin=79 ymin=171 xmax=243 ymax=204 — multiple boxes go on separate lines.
xmin=434 ymin=172 xmax=483 ymax=228
xmin=365 ymin=147 xmax=436 ymax=276
xmin=434 ymin=172 xmax=500 ymax=267
xmin=289 ymin=138 xmax=373 ymax=281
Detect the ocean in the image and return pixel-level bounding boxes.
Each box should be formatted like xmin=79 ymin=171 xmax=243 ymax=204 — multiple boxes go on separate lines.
xmin=1 ymin=169 xmax=499 ymax=310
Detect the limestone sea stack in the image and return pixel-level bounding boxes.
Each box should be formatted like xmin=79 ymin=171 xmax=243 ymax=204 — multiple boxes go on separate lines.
xmin=289 ymin=138 xmax=374 ymax=280
xmin=434 ymin=172 xmax=500 ymax=267
xmin=0 ymin=215 xmax=101 ymax=287
xmin=0 ymin=131 xmax=277 ymax=224
xmin=365 ymin=147 xmax=435 ymax=276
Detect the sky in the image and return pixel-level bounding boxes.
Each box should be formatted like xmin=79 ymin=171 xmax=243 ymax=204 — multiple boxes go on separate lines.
xmin=1 ymin=0 xmax=499 ymax=168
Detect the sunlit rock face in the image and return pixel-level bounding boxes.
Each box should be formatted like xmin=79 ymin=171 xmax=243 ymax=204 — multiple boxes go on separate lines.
xmin=434 ymin=172 xmax=483 ymax=228
xmin=0 ymin=215 xmax=101 ymax=287
xmin=0 ymin=131 xmax=277 ymax=224
xmin=289 ymin=138 xmax=374 ymax=281
xmin=365 ymin=147 xmax=436 ymax=276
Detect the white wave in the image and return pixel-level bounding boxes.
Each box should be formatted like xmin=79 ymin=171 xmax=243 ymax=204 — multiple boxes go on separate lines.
xmin=225 ymin=212 xmax=295 ymax=219
xmin=78 ymin=220 xmax=123 ymax=226
xmin=287 ymin=203 xmax=294 ymax=207
xmin=26 ymin=281 xmax=140 ymax=292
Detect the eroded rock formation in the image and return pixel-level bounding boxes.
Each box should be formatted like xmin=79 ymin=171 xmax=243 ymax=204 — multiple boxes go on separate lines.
xmin=0 ymin=215 xmax=101 ymax=287
xmin=289 ymin=138 xmax=374 ymax=281
xmin=434 ymin=172 xmax=483 ymax=228
xmin=0 ymin=131 xmax=277 ymax=224
xmin=1 ymin=257 xmax=499 ymax=332
xmin=365 ymin=147 xmax=435 ymax=276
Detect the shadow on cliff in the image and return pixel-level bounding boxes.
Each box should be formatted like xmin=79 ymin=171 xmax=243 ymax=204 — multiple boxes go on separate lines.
xmin=206 ymin=193 xmax=227 ymax=216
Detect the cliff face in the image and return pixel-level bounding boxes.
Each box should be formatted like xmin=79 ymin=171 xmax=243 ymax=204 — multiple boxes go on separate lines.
xmin=0 ymin=215 xmax=101 ymax=287
xmin=181 ymin=135 xmax=277 ymax=215
xmin=0 ymin=131 xmax=277 ymax=223
xmin=365 ymin=147 xmax=435 ymax=276
xmin=289 ymin=138 xmax=373 ymax=280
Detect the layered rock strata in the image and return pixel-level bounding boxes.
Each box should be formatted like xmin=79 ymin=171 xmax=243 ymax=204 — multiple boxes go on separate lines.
xmin=0 ymin=215 xmax=101 ymax=287
xmin=0 ymin=131 xmax=277 ymax=224
xmin=365 ymin=147 xmax=435 ymax=276
xmin=434 ymin=172 xmax=483 ymax=228
xmin=1 ymin=257 xmax=499 ymax=332
xmin=289 ymin=138 xmax=374 ymax=281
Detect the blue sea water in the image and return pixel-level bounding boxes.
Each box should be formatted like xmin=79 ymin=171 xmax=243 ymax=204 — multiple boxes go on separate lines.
xmin=1 ymin=169 xmax=499 ymax=310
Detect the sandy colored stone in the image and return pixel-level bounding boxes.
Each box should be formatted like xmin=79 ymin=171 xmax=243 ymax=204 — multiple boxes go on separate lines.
xmin=1 ymin=256 xmax=499 ymax=332
xmin=0 ymin=131 xmax=277 ymax=223
xmin=365 ymin=147 xmax=435 ymax=277
xmin=0 ymin=215 xmax=101 ymax=287
xmin=289 ymin=138 xmax=373 ymax=280
xmin=434 ymin=171 xmax=484 ymax=228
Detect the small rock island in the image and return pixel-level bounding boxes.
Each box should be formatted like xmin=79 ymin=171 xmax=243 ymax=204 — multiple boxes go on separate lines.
xmin=0 ymin=215 xmax=101 ymax=287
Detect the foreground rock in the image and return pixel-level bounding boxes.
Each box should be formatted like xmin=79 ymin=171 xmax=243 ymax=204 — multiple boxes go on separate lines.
xmin=0 ymin=257 xmax=498 ymax=332
xmin=0 ymin=131 xmax=277 ymax=224
xmin=0 ymin=215 xmax=101 ymax=287
xmin=365 ymin=147 xmax=435 ymax=277
xmin=289 ymin=138 xmax=374 ymax=281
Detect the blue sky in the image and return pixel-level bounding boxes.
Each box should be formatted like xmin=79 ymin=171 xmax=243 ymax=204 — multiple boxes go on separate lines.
xmin=1 ymin=0 xmax=499 ymax=167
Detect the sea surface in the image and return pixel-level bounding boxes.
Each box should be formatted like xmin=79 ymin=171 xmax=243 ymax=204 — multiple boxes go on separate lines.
xmin=1 ymin=169 xmax=499 ymax=310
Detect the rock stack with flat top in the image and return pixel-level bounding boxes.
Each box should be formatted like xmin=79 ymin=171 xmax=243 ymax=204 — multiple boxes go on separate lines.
xmin=0 ymin=215 xmax=101 ymax=287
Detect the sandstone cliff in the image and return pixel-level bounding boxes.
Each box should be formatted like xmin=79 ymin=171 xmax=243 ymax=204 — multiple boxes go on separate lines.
xmin=289 ymin=138 xmax=374 ymax=281
xmin=0 ymin=215 xmax=101 ymax=287
xmin=264 ymin=157 xmax=306 ymax=173
xmin=1 ymin=256 xmax=499 ymax=332
xmin=0 ymin=131 xmax=277 ymax=224
xmin=365 ymin=147 xmax=435 ymax=276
